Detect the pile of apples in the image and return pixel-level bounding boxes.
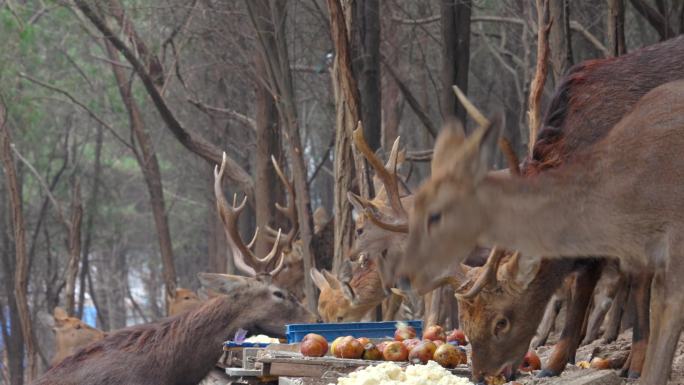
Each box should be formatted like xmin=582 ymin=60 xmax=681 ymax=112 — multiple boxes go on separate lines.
xmin=299 ymin=324 xmax=469 ymax=369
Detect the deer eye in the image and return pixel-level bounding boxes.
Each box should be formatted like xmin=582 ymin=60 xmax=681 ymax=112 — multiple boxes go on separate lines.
xmin=184 ymin=296 xmax=190 ymax=300
xmin=493 ymin=317 xmax=509 ymax=337
xmin=337 ymin=316 xmax=343 ymax=322
xmin=272 ymin=291 xmax=285 ymax=300
xmin=427 ymin=212 xmax=442 ymax=229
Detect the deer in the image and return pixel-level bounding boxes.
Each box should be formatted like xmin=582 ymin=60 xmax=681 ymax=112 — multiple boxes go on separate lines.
xmin=401 ymin=77 xmax=684 ymax=385
xmin=50 ymin=307 xmax=105 ymax=367
xmin=395 ymin=36 xmax=684 ymax=383
xmin=168 ymin=288 xmax=203 ymax=316
xmin=33 ymin=273 xmax=316 ymax=385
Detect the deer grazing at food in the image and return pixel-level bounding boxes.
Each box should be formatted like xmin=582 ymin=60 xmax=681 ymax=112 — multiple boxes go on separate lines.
xmin=402 ymin=78 xmax=684 ymax=385
xmin=50 ymin=307 xmax=105 ymax=367
xmin=33 ymin=273 xmax=315 ymax=385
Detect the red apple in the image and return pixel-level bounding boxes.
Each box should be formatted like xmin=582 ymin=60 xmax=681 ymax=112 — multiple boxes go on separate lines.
xmin=362 ymin=343 xmax=383 ymax=361
xmin=376 ymin=341 xmax=389 ymax=354
xmin=433 ymin=343 xmax=466 ymax=368
xmin=336 ymin=336 xmax=364 ymax=359
xmin=382 ymin=341 xmax=409 ymax=361
xmin=446 ymin=329 xmax=468 ymax=346
xmin=331 ymin=336 xmax=345 ymax=357
xmin=356 ymin=337 xmax=371 ymax=346
xmin=394 ymin=322 xmax=417 ymax=342
xmin=519 ymin=351 xmax=542 ymax=372
xmin=423 ymin=325 xmax=446 ymax=342
xmin=402 ymin=338 xmax=421 ymax=350
xmin=300 ymin=335 xmax=328 ymax=357
xmin=409 ymin=341 xmax=437 ymax=364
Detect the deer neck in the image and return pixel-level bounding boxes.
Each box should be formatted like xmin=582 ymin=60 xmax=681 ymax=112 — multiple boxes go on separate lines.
xmin=477 ymin=168 xmax=609 ymax=258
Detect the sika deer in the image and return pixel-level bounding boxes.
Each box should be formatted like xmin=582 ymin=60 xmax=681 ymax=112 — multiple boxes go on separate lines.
xmin=33 ymin=274 xmax=315 ymax=385
xmin=50 ymin=307 xmax=105 ymax=366
xmin=403 ymin=79 xmax=684 ymax=385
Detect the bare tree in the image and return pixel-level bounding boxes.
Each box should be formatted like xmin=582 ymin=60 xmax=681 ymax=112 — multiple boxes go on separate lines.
xmin=441 ymin=0 xmax=472 ymax=125
xmin=608 ymin=0 xmax=627 ymax=56
xmin=0 ymin=101 xmax=37 ymax=381
xmin=548 ymin=0 xmax=574 ymax=82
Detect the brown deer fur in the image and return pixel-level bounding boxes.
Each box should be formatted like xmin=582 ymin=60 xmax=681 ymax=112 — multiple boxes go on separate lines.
xmin=51 ymin=307 xmax=105 ymax=367
xmin=167 ymin=288 xmax=203 ymax=316
xmin=406 ymin=79 xmax=684 ymax=385
xmin=33 ymin=277 xmax=315 ymax=385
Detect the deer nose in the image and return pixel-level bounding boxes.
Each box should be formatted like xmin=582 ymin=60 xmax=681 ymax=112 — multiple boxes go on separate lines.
xmin=315 ymin=318 xmax=323 ymax=323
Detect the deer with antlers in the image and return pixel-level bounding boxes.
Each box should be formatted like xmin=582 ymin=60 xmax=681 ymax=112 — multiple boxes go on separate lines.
xmin=400 ymin=76 xmax=684 ymax=385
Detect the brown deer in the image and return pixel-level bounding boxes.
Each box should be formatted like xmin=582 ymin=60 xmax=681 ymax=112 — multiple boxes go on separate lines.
xmin=167 ymin=288 xmax=203 ymax=316
xmin=50 ymin=307 xmax=105 ymax=366
xmin=402 ymin=78 xmax=684 ymax=385
xmin=33 ymin=273 xmax=316 ymax=385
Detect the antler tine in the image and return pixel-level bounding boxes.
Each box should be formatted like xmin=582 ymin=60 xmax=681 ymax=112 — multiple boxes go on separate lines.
xmin=271 ymin=156 xmax=298 ymax=247
xmin=347 ymin=191 xmax=408 ymax=234
xmin=452 ymin=85 xmax=490 ymax=127
xmin=352 ymin=122 xmax=406 ymax=217
xmin=268 ymin=249 xmax=286 ymax=277
xmin=498 ymin=137 xmax=521 ymax=176
xmin=246 ymin=227 xmax=259 ymax=249
xmin=255 ymin=228 xmax=281 ymax=264
xmin=385 ymin=136 xmax=401 ymax=173
xmin=456 ymin=247 xmax=506 ymax=300
xmin=214 ymin=152 xmax=259 ymax=276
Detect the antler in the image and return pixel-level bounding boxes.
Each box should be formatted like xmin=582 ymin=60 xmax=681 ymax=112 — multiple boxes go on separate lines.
xmin=214 ymin=152 xmax=284 ymax=277
xmin=456 ymin=247 xmax=507 ymax=300
xmin=264 ymin=156 xmax=298 ymax=250
xmin=352 ymin=122 xmax=407 ymax=218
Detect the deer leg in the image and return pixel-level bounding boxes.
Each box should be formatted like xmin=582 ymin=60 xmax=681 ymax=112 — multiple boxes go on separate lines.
xmin=531 ymin=291 xmax=563 ymax=348
xmin=539 ymin=261 xmax=602 ymax=378
xmin=624 ymin=271 xmax=652 ymax=379
xmin=601 ymin=274 xmax=628 ymax=343
xmin=640 ymin=268 xmax=682 ymax=385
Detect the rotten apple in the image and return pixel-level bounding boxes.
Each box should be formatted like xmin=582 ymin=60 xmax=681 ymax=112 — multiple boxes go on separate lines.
xmin=362 ymin=343 xmax=383 ymax=361
xmin=402 ymin=338 xmax=421 ymax=350
xmin=394 ymin=322 xmax=417 ymax=342
xmin=409 ymin=341 xmax=437 ymax=364
xmin=382 ymin=341 xmax=409 ymax=361
xmin=519 ymin=350 xmax=541 ymax=372
xmin=423 ymin=325 xmax=446 ymax=342
xmin=336 ymin=336 xmax=364 ymax=359
xmin=300 ymin=333 xmax=328 ymax=357
xmin=590 ymin=357 xmax=611 ymax=370
xmin=446 ymin=329 xmax=468 ymax=346
xmin=433 ymin=343 xmax=465 ymax=368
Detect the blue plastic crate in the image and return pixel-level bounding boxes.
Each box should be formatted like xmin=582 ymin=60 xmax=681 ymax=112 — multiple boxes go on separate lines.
xmin=286 ymin=320 xmax=423 ymax=343
xmin=223 ymin=341 xmax=272 ymax=348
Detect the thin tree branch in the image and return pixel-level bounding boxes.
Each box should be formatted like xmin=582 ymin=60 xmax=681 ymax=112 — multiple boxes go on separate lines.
xmin=187 ymin=98 xmax=256 ymax=131
xmin=381 ymin=57 xmax=437 ymax=138
xmin=18 ymin=72 xmax=135 ymax=151
xmin=569 ymin=20 xmax=610 ymax=57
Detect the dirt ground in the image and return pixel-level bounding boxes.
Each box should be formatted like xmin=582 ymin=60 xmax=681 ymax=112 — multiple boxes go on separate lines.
xmin=511 ymin=330 xmax=684 ymax=385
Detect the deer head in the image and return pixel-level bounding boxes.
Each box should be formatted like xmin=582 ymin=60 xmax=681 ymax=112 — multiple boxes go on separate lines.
xmin=51 ymin=307 xmax=105 ymax=366
xmin=400 ymin=114 xmax=504 ymax=292
xmin=168 ymin=288 xmax=203 ymax=316
xmin=310 ymin=255 xmax=385 ymax=322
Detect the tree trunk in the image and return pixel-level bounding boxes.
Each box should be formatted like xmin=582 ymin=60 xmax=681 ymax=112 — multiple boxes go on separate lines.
xmin=64 ymin=179 xmax=83 ymax=316
xmin=0 ymin=182 xmax=24 ymax=385
xmin=0 ymin=102 xmax=37 ymax=381
xmin=548 ymin=0 xmax=574 ymax=82
xmin=78 ymin=125 xmax=103 ymax=319
xmin=353 ymin=0 xmax=382 ymax=152
xmin=607 ymin=0 xmax=627 ymax=56
xmin=107 ymin=243 xmax=128 ymax=329
xmin=104 ymin=41 xmax=178 ymax=303
xmin=440 ymin=0 xmax=471 ymax=125
xmin=254 ymin=53 xmax=284 ymax=258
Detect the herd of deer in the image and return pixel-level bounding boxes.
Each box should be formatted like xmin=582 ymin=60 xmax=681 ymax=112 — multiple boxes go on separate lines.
xmin=34 ymin=35 xmax=684 ymax=385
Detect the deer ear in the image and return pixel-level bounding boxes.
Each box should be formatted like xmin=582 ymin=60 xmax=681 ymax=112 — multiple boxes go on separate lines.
xmin=53 ymin=307 xmax=68 ymax=321
xmin=341 ymin=283 xmax=357 ymax=304
xmin=197 ymin=273 xmax=250 ymax=294
xmin=497 ymin=252 xmax=541 ymax=292
xmin=322 ymin=269 xmax=342 ymax=290
xmin=310 ymin=268 xmax=330 ymax=290
xmin=432 ymin=119 xmax=466 ymax=177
